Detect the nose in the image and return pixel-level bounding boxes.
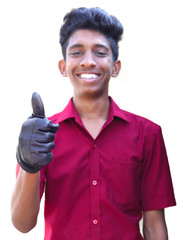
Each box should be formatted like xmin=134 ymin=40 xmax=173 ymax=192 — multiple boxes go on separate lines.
xmin=80 ymin=50 xmax=96 ymax=68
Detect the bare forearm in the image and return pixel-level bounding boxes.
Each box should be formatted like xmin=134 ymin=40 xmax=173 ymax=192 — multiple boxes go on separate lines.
xmin=143 ymin=225 xmax=168 ymax=240
xmin=11 ymin=168 xmax=40 ymax=233
xmin=143 ymin=210 xmax=168 ymax=240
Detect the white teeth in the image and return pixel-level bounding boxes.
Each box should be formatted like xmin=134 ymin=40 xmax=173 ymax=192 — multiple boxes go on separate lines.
xmin=80 ymin=74 xmax=98 ymax=79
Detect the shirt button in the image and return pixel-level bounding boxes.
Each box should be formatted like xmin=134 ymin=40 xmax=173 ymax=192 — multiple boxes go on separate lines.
xmin=92 ymin=180 xmax=97 ymax=186
xmin=93 ymin=219 xmax=98 ymax=225
xmin=93 ymin=143 xmax=97 ymax=149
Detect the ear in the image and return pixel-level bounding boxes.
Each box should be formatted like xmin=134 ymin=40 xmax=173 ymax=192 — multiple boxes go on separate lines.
xmin=112 ymin=60 xmax=121 ymax=78
xmin=58 ymin=60 xmax=68 ymax=77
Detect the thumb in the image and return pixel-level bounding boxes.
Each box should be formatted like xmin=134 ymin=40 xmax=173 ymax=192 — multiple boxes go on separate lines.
xmin=31 ymin=92 xmax=45 ymax=118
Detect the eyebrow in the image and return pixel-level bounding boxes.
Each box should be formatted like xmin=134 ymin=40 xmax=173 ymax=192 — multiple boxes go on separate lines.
xmin=95 ymin=44 xmax=110 ymax=52
xmin=68 ymin=44 xmax=83 ymax=50
xmin=68 ymin=43 xmax=110 ymax=52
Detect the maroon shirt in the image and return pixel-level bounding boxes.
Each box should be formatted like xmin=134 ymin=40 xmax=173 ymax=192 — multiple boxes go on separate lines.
xmin=37 ymin=97 xmax=175 ymax=239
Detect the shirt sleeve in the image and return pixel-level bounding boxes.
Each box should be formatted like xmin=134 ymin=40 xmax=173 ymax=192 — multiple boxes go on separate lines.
xmin=140 ymin=125 xmax=176 ymax=211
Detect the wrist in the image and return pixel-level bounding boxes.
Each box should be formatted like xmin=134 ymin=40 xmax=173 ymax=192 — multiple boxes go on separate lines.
xmin=16 ymin=147 xmax=42 ymax=173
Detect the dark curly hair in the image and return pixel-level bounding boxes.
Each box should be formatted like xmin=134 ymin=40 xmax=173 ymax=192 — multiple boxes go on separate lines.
xmin=59 ymin=7 xmax=123 ymax=61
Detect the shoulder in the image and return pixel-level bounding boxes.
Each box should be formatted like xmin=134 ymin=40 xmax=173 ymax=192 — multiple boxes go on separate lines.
xmin=120 ymin=107 xmax=161 ymax=133
xmin=48 ymin=111 xmax=63 ymax=124
xmin=117 ymin=108 xmax=164 ymax=147
xmin=111 ymin=97 xmax=161 ymax=133
xmin=48 ymin=98 xmax=75 ymax=124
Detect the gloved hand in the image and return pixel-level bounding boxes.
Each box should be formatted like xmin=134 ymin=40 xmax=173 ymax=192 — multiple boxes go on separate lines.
xmin=16 ymin=92 xmax=59 ymax=173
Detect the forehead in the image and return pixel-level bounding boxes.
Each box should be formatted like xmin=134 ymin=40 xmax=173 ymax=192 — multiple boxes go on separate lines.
xmin=67 ymin=29 xmax=111 ymax=50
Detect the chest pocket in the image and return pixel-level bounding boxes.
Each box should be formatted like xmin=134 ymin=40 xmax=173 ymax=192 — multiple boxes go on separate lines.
xmin=103 ymin=159 xmax=142 ymax=212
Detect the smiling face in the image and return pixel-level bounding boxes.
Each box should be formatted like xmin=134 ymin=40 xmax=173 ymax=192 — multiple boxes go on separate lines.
xmin=58 ymin=29 xmax=121 ymax=99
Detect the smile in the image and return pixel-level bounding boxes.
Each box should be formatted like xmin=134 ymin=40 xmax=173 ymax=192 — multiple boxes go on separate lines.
xmin=78 ymin=73 xmax=101 ymax=80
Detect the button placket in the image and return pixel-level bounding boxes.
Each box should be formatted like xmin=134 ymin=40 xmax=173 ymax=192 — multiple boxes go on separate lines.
xmin=90 ymin=141 xmax=100 ymax=240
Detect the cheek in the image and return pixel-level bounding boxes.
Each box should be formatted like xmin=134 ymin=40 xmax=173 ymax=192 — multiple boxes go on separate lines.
xmin=65 ymin=63 xmax=75 ymax=77
xmin=103 ymin=59 xmax=114 ymax=72
xmin=103 ymin=63 xmax=114 ymax=77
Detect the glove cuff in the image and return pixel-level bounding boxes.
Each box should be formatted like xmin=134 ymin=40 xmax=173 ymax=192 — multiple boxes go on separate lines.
xmin=16 ymin=148 xmax=42 ymax=173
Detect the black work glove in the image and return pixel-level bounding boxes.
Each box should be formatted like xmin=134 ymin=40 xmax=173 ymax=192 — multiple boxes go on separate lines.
xmin=16 ymin=92 xmax=59 ymax=173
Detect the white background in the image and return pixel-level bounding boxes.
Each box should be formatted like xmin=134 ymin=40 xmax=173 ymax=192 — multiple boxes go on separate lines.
xmin=0 ymin=0 xmax=182 ymax=239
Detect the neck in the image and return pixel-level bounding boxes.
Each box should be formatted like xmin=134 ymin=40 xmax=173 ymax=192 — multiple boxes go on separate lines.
xmin=73 ymin=94 xmax=110 ymax=121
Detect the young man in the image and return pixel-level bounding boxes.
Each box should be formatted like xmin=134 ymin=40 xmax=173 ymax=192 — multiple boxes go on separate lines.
xmin=11 ymin=7 xmax=176 ymax=240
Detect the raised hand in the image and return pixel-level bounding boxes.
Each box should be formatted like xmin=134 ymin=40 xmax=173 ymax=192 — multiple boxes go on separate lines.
xmin=16 ymin=92 xmax=59 ymax=173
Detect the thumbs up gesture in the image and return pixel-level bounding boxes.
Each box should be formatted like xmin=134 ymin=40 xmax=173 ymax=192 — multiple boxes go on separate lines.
xmin=16 ymin=93 xmax=59 ymax=173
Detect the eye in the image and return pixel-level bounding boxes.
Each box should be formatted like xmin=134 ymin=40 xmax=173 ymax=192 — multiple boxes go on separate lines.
xmin=94 ymin=50 xmax=108 ymax=57
xmin=69 ymin=51 xmax=83 ymax=57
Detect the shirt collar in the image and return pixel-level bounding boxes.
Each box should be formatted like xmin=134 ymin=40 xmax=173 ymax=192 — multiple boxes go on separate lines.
xmin=52 ymin=97 xmax=130 ymax=124
xmin=54 ymin=98 xmax=76 ymax=123
xmin=108 ymin=97 xmax=130 ymax=123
